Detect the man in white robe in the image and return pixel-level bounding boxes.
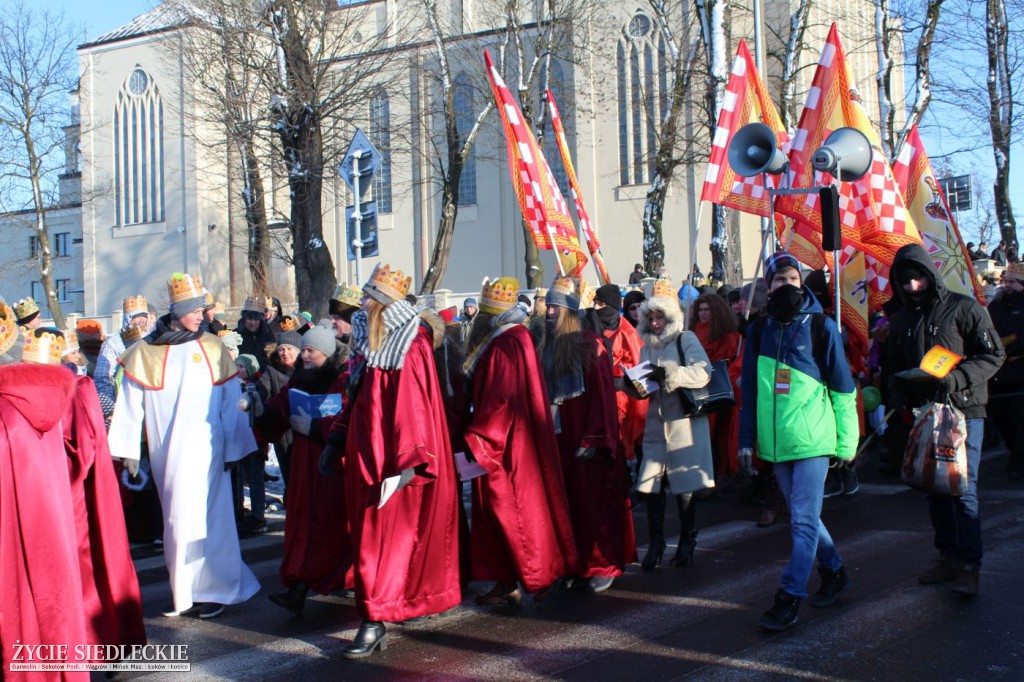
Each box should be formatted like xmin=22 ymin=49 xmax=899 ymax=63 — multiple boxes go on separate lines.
xmin=109 ymin=273 xmax=260 ymax=619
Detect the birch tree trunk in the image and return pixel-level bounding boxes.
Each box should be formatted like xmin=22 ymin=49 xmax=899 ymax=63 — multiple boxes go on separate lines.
xmin=778 ymin=0 xmax=812 ymax=132
xmin=986 ymin=0 xmax=1016 ymax=251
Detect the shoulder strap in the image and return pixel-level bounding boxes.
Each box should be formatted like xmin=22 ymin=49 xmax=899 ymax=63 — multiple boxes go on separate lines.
xmin=810 ymin=313 xmax=829 ymax=379
xmin=675 ymin=331 xmax=687 ymax=365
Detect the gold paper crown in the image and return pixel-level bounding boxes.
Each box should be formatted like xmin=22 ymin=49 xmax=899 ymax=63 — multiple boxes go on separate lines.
xmin=203 ymin=290 xmax=215 ymax=308
xmin=366 ymin=263 xmax=412 ymax=302
xmin=14 ymin=297 xmax=40 ymax=322
xmin=242 ymin=295 xmax=271 ymax=314
xmin=62 ymin=328 xmax=80 ymax=355
xmin=550 ymin=277 xmax=576 ymax=298
xmin=652 ymin=278 xmax=676 ymax=299
xmin=123 ymin=295 xmax=148 ymax=319
xmin=479 ymin=277 xmax=520 ymax=315
xmin=279 ymin=316 xmax=299 ymax=332
xmin=22 ymin=328 xmax=65 ymax=365
xmin=332 ymin=283 xmax=363 ymax=308
xmin=121 ymin=327 xmax=144 ymax=345
xmin=578 ymin=280 xmax=597 ymax=309
xmin=1005 ymin=262 xmax=1024 ymax=282
xmin=167 ymin=273 xmax=204 ymax=305
xmin=0 ymin=300 xmax=17 ymax=357
xmin=534 ymin=287 xmax=548 ymax=302
xmin=217 ymin=329 xmax=232 ymax=337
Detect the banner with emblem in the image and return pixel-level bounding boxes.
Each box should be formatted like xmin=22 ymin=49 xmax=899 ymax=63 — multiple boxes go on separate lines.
xmin=546 ymin=89 xmax=609 ymax=285
xmin=891 ymin=126 xmax=985 ymax=302
xmin=484 ymin=51 xmax=588 ymax=277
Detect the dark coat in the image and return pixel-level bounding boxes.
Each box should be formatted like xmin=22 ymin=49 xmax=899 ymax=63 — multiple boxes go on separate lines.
xmin=987 ymin=289 xmax=1024 ymax=385
xmin=885 ymin=244 xmax=1005 ymax=418
xmin=236 ymin=318 xmax=275 ymax=369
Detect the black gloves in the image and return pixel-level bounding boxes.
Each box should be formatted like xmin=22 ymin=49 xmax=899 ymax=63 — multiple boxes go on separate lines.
xmin=646 ymin=365 xmax=667 ymax=385
xmin=319 ymin=445 xmax=339 ymax=476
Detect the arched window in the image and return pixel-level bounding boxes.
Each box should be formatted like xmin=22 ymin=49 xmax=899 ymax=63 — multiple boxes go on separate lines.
xmin=453 ymin=74 xmax=477 ymax=206
xmin=369 ymin=89 xmax=392 ymax=214
xmin=113 ymin=66 xmax=164 ymax=225
xmin=616 ymin=13 xmax=666 ymax=186
xmin=541 ymin=59 xmax=570 ymax=200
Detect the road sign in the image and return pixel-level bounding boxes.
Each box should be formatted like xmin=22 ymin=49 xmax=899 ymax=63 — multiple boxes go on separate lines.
xmin=938 ymin=175 xmax=972 ymax=212
xmin=346 ymin=202 xmax=378 ymax=261
xmin=339 ymin=128 xmax=382 ymax=199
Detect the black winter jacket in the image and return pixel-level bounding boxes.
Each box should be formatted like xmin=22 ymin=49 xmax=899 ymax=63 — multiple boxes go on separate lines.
xmin=987 ymin=288 xmax=1024 ymax=385
xmin=884 ymin=244 xmax=1004 ymax=418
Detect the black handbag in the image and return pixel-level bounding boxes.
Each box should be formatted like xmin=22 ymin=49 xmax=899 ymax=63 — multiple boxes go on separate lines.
xmin=673 ymin=334 xmax=736 ymax=416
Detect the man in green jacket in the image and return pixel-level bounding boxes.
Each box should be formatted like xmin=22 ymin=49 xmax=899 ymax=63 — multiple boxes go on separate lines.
xmin=739 ymin=252 xmax=858 ymax=631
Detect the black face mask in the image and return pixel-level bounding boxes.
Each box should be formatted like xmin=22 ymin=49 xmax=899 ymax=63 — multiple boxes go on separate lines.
xmin=596 ymin=306 xmax=620 ymax=330
xmin=766 ymin=284 xmax=804 ymax=323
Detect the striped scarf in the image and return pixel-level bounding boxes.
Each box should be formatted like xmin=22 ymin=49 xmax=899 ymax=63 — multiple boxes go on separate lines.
xmin=365 ymin=300 xmax=420 ymax=370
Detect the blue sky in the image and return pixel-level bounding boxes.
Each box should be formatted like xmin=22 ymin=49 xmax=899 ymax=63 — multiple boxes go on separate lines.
xmin=42 ymin=0 xmax=156 ymax=43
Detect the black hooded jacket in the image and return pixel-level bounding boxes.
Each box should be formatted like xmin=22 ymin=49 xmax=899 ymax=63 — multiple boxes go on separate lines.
xmin=884 ymin=243 xmax=1004 ymax=418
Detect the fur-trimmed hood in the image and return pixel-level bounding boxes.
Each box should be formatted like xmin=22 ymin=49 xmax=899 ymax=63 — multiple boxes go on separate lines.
xmin=637 ymin=295 xmax=685 ymax=349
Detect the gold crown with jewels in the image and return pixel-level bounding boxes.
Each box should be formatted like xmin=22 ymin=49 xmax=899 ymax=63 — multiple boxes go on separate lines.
xmin=14 ymin=297 xmax=39 ymax=322
xmin=479 ymin=277 xmax=520 ymax=315
xmin=0 ymin=299 xmax=17 ymax=357
xmin=167 ymin=273 xmax=204 ymax=305
xmin=366 ymin=263 xmax=412 ymax=302
xmin=578 ymin=280 xmax=597 ymax=309
xmin=279 ymin=315 xmax=299 ymax=332
xmin=22 ymin=328 xmax=65 ymax=365
xmin=242 ymin=295 xmax=271 ymax=314
xmin=652 ymin=277 xmax=676 ymax=299
xmin=123 ymin=295 xmax=148 ymax=319
xmin=120 ymin=326 xmax=144 ymax=346
xmin=332 ymin=283 xmax=363 ymax=308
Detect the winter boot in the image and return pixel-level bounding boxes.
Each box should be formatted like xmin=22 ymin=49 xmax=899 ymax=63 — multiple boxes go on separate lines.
xmin=669 ymin=492 xmax=697 ymax=567
xmin=758 ymin=589 xmax=801 ymax=631
xmin=952 ymin=564 xmax=980 ymax=596
xmin=269 ymin=581 xmax=309 ymax=615
xmin=810 ymin=565 xmax=849 ymax=607
xmin=641 ymin=489 xmax=667 ymax=570
xmin=918 ymin=556 xmax=958 ymax=585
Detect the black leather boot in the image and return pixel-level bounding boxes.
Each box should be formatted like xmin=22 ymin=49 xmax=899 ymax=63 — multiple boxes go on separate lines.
xmin=342 ymin=620 xmax=388 ymax=659
xmin=268 ymin=582 xmax=308 ymax=615
xmin=670 ymin=493 xmax=698 ymax=567
xmin=641 ymin=489 xmax=667 ymax=570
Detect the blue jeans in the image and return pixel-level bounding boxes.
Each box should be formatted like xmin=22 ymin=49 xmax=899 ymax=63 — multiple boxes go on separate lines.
xmin=928 ymin=418 xmax=983 ymax=565
xmin=243 ymin=450 xmax=266 ymax=523
xmin=774 ymin=456 xmax=842 ymax=599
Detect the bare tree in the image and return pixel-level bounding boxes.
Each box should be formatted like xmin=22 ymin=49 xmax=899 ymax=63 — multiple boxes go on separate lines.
xmin=0 ymin=1 xmax=80 ymax=328
xmin=770 ymin=0 xmax=813 ymax=132
xmin=984 ymin=0 xmax=1017 ymax=250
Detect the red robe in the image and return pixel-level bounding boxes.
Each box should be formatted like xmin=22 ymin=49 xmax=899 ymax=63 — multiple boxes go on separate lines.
xmin=464 ymin=325 xmax=580 ymax=591
xmin=334 ymin=326 xmax=461 ymax=621
xmin=63 ymin=375 xmax=146 ymax=650
xmin=602 ymin=317 xmax=648 ymax=460
xmin=0 ymin=364 xmax=88 ymax=681
xmin=260 ymin=373 xmax=354 ymax=594
xmin=693 ymin=323 xmax=742 ymax=477
xmin=555 ymin=330 xmax=636 ymax=578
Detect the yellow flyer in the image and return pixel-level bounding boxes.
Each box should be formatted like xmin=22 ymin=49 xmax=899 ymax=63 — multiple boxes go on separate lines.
xmin=919 ymin=345 xmax=962 ymax=378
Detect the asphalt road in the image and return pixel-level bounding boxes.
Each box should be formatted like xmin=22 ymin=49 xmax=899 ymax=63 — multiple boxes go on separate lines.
xmin=123 ymin=444 xmax=1024 ymax=681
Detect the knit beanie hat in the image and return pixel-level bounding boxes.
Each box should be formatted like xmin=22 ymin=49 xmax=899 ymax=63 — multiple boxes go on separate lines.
xmin=277 ymin=330 xmax=302 ymax=351
xmin=236 ymin=354 xmax=260 ymax=380
xmin=301 ymin=326 xmax=336 ymax=358
xmin=764 ymin=252 xmax=801 ymax=285
xmin=594 ymin=284 xmax=622 ymax=310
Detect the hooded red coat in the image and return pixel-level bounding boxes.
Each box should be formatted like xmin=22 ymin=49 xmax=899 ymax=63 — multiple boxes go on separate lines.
xmin=464 ymin=325 xmax=580 ymax=591
xmin=554 ymin=330 xmax=636 ymax=578
xmin=603 ymin=317 xmax=648 ymax=460
xmin=333 ymin=326 xmax=461 ymax=622
xmin=0 ymin=363 xmax=88 ymax=681
xmin=63 ymin=374 xmax=146 ymax=650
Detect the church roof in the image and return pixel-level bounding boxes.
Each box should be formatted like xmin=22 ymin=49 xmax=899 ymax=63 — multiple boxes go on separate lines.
xmin=83 ymin=2 xmax=187 ymax=48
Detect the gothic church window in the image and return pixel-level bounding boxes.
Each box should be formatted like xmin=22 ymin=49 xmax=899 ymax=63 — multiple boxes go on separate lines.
xmin=616 ymin=13 xmax=667 ymax=186
xmin=369 ymin=90 xmax=393 ymax=214
xmin=113 ymin=66 xmax=164 ymax=226
xmin=453 ymin=74 xmax=477 ymax=206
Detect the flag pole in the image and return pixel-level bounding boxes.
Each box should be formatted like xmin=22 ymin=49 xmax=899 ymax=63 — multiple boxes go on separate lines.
xmin=547 ymin=224 xmax=567 ymax=277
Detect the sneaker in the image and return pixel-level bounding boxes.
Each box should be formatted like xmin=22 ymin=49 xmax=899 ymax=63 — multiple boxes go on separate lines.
xmin=810 ymin=565 xmax=849 ymax=607
xmin=823 ymin=469 xmax=843 ymax=499
xmin=587 ymin=576 xmax=615 ymax=593
xmin=918 ymin=557 xmax=958 ymax=585
xmin=199 ymin=603 xmax=225 ymax=619
xmin=162 ymin=603 xmax=201 ymax=618
xmin=758 ymin=589 xmax=800 ymax=632
xmin=951 ymin=564 xmax=979 ymax=596
xmin=840 ymin=464 xmax=859 ymax=495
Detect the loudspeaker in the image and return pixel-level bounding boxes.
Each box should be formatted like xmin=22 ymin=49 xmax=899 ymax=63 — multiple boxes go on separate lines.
xmin=727 ymin=122 xmax=788 ymax=177
xmin=820 ymin=185 xmax=841 ymax=251
xmin=811 ymin=127 xmax=873 ymax=181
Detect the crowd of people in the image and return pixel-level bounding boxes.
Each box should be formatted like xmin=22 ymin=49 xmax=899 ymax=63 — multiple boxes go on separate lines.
xmin=2 ymin=243 xmax=1020 ymax=671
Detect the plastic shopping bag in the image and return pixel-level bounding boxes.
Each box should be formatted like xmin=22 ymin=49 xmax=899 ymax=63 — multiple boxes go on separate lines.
xmin=902 ymin=400 xmax=968 ymax=497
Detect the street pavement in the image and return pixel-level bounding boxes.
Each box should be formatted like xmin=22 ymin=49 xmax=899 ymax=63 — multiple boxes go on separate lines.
xmin=123 ymin=445 xmax=1024 ymax=681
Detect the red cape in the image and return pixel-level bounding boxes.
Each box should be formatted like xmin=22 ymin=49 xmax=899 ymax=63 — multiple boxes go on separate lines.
xmin=0 ymin=364 xmax=89 ymax=681
xmin=464 ymin=325 xmax=581 ymax=591
xmin=555 ymin=330 xmax=636 ymax=578
xmin=603 ymin=318 xmax=648 ymax=460
xmin=64 ymin=375 xmax=146 ymax=650
xmin=337 ymin=327 xmax=461 ymax=621
xmin=261 ymin=373 xmax=354 ymax=594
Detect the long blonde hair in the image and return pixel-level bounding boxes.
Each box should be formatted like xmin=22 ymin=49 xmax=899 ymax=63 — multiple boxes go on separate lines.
xmin=365 ymin=299 xmax=386 ymax=352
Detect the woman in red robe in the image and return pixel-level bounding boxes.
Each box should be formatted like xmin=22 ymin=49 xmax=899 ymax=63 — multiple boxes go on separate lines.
xmin=62 ymin=371 xmax=147 ymax=651
xmin=462 ymin=277 xmax=580 ymax=606
xmin=536 ymin=278 xmax=633 ymax=593
xmin=0 ymin=317 xmax=89 ymax=681
xmin=253 ymin=326 xmax=353 ymax=615
xmin=322 ymin=264 xmax=460 ymax=659
xmin=689 ymin=294 xmax=742 ymax=480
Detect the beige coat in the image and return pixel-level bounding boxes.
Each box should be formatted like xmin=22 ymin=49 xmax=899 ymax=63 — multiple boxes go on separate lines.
xmin=635 ymin=296 xmax=715 ymax=495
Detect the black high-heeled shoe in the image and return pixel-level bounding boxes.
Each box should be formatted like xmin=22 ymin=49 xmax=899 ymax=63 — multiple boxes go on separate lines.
xmin=641 ymin=539 xmax=666 ymax=570
xmin=670 ymin=541 xmax=696 ymax=567
xmin=342 ymin=620 xmax=388 ymax=659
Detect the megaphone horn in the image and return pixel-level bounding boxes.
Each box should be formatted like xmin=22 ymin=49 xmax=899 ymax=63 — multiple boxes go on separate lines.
xmin=811 ymin=127 xmax=873 ymax=182
xmin=727 ymin=122 xmax=788 ymax=177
